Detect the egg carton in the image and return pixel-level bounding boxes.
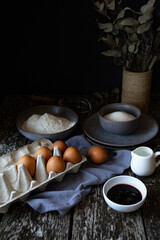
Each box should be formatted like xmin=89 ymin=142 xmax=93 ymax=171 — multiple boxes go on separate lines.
xmin=0 ymin=138 xmax=87 ymax=213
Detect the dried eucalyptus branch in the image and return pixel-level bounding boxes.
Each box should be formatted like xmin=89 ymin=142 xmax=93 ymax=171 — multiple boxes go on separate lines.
xmin=92 ymin=0 xmax=160 ymax=72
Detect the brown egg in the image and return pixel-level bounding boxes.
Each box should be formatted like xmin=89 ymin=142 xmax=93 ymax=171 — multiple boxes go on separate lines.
xmin=46 ymin=156 xmax=66 ymax=174
xmin=88 ymin=145 xmax=107 ymax=164
xmin=63 ymin=146 xmax=82 ymax=164
xmin=51 ymin=140 xmax=68 ymax=154
xmin=35 ymin=146 xmax=52 ymax=163
xmin=17 ymin=154 xmax=36 ymax=176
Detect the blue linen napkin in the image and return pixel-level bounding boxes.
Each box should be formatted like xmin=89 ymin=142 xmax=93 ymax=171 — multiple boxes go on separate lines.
xmin=26 ymin=135 xmax=131 ymax=215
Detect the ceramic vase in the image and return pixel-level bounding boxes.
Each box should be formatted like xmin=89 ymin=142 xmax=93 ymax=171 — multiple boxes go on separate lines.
xmin=121 ymin=68 xmax=152 ymax=113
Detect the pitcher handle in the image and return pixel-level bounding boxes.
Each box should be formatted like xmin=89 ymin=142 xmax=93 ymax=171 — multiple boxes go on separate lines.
xmin=155 ymin=151 xmax=160 ymax=168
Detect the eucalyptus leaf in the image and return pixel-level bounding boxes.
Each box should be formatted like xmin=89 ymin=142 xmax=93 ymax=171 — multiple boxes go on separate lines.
xmin=140 ymin=0 xmax=155 ymax=15
xmin=137 ymin=20 xmax=153 ymax=34
xmin=129 ymin=33 xmax=138 ymax=42
xmin=118 ymin=17 xmax=139 ymax=26
xmin=123 ymin=26 xmax=134 ymax=34
xmin=94 ymin=1 xmax=105 ymax=11
xmin=128 ymin=44 xmax=136 ymax=53
xmin=142 ymin=7 xmax=154 ymax=16
xmin=106 ymin=0 xmax=115 ymax=11
xmin=114 ymin=6 xmax=141 ymax=23
xmin=123 ymin=7 xmax=141 ymax=15
xmin=118 ymin=0 xmax=122 ymax=4
xmin=102 ymin=49 xmax=121 ymax=57
xmin=100 ymin=34 xmax=116 ymax=47
xmin=115 ymin=9 xmax=126 ymax=22
xmin=114 ymin=22 xmax=124 ymax=30
xmin=115 ymin=37 xmax=119 ymax=46
xmin=138 ymin=14 xmax=153 ymax=24
xmin=128 ymin=41 xmax=139 ymax=53
xmin=97 ymin=22 xmax=113 ymax=31
xmin=104 ymin=23 xmax=114 ymax=32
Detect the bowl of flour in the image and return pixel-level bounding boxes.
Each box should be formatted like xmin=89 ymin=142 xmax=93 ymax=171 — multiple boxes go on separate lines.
xmin=98 ymin=103 xmax=141 ymax=135
xmin=16 ymin=105 xmax=78 ymax=141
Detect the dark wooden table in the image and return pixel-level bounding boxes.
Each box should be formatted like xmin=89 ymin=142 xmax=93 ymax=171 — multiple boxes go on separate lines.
xmin=0 ymin=93 xmax=160 ymax=240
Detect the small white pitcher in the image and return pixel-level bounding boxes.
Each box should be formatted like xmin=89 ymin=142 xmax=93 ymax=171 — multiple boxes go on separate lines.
xmin=130 ymin=146 xmax=160 ymax=176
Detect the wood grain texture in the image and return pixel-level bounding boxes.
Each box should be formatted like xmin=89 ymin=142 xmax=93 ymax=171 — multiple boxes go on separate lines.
xmin=142 ymin=183 xmax=160 ymax=240
xmin=72 ymin=186 xmax=146 ymax=240
xmin=0 ymin=203 xmax=72 ymax=240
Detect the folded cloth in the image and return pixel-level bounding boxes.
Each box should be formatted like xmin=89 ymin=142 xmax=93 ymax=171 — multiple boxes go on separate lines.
xmin=26 ymin=135 xmax=131 ymax=215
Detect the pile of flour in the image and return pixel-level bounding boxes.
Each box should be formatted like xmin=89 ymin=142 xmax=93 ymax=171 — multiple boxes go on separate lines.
xmin=22 ymin=113 xmax=74 ymax=134
xmin=103 ymin=111 xmax=136 ymax=122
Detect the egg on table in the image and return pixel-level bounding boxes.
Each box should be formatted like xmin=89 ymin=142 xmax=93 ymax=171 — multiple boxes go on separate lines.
xmin=88 ymin=145 xmax=108 ymax=164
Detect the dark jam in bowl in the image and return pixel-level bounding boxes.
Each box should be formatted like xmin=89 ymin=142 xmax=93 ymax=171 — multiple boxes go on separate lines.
xmin=107 ymin=184 xmax=142 ymax=205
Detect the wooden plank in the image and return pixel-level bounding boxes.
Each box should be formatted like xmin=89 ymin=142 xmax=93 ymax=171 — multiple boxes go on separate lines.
xmin=142 ymin=183 xmax=160 ymax=240
xmin=72 ymin=185 xmax=146 ymax=240
xmin=0 ymin=203 xmax=72 ymax=240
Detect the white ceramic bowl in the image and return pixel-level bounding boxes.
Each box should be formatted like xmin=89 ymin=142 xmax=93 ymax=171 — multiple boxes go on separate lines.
xmin=103 ymin=175 xmax=147 ymax=213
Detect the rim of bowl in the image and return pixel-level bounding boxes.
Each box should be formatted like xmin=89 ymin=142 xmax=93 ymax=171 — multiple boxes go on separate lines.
xmin=99 ymin=103 xmax=141 ymax=123
xmin=103 ymin=175 xmax=147 ymax=208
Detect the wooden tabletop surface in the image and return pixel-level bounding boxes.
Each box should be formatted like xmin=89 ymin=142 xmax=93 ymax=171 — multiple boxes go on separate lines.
xmin=0 ymin=93 xmax=160 ymax=240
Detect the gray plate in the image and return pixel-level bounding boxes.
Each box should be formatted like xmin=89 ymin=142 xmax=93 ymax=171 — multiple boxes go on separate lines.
xmin=83 ymin=134 xmax=136 ymax=150
xmin=16 ymin=105 xmax=78 ymax=141
xmin=83 ymin=112 xmax=159 ymax=148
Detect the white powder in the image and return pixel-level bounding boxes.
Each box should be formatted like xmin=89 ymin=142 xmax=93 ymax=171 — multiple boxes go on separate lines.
xmin=22 ymin=113 xmax=74 ymax=134
xmin=103 ymin=111 xmax=136 ymax=122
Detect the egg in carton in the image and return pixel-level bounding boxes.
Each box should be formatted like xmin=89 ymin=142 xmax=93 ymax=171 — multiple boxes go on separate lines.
xmin=0 ymin=138 xmax=87 ymax=213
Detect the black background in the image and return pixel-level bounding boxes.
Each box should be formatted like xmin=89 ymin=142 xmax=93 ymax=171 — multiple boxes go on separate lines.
xmin=14 ymin=0 xmax=160 ymax=95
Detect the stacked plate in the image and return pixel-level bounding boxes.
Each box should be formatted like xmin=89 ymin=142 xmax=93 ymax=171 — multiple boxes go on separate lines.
xmin=83 ymin=112 xmax=159 ymax=149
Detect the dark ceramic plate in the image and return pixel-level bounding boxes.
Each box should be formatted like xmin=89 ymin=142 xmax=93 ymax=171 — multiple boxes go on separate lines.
xmin=83 ymin=112 xmax=159 ymax=148
xmin=83 ymin=134 xmax=136 ymax=150
xmin=16 ymin=105 xmax=78 ymax=141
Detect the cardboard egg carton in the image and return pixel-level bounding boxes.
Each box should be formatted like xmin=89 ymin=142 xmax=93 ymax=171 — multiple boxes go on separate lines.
xmin=0 ymin=138 xmax=87 ymax=213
